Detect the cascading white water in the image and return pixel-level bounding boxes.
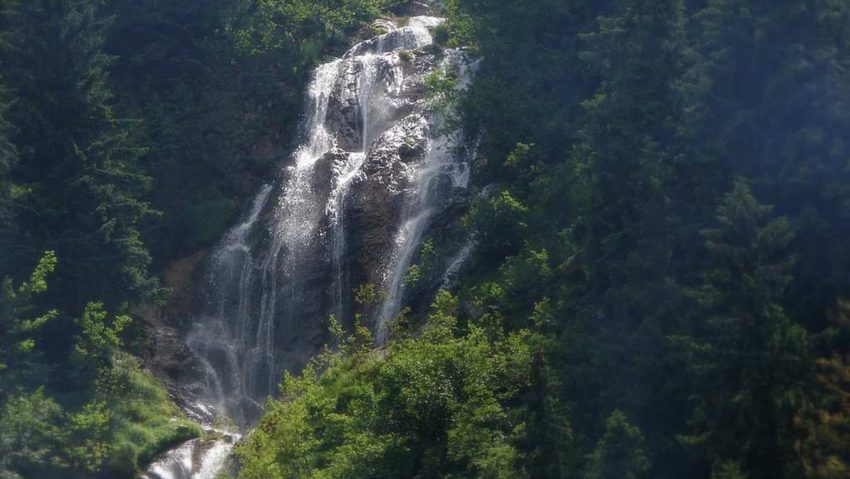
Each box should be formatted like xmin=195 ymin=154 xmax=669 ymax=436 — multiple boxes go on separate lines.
xmin=184 ymin=184 xmax=273 ymax=424
xmin=141 ymin=428 xmax=241 ymax=479
xmin=184 ymin=14 xmax=468 ymax=428
xmin=144 ymin=13 xmax=475 ymax=479
xmin=374 ymin=51 xmax=477 ymax=342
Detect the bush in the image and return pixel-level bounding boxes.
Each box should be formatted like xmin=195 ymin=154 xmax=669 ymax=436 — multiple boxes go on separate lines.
xmin=104 ymin=355 xmax=202 ymax=475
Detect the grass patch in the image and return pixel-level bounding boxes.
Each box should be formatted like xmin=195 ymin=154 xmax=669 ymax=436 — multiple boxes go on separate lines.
xmin=103 ymin=355 xmax=203 ymax=476
xmin=399 ymin=50 xmax=414 ymax=62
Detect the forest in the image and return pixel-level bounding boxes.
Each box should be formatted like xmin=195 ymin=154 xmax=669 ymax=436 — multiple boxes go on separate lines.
xmin=1 ymin=0 xmax=849 ymax=478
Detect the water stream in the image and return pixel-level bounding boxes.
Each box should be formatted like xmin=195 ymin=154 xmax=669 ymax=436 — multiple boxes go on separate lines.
xmin=142 ymin=13 xmax=474 ymax=479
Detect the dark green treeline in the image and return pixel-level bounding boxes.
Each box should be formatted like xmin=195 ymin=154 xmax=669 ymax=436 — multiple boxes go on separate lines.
xmin=444 ymin=0 xmax=850 ymax=477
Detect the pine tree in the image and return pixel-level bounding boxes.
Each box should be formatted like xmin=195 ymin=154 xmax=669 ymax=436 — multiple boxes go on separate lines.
xmin=801 ymin=300 xmax=850 ymax=478
xmin=565 ymin=0 xmax=691 ymax=468
xmin=0 ymin=80 xmax=15 ymax=250
xmin=521 ymin=349 xmax=571 ymax=479
xmin=585 ymin=410 xmax=649 ymax=479
xmin=0 ymin=1 xmax=18 ymax=256
xmin=3 ymin=0 xmax=160 ymax=310
xmin=571 ymin=0 xmax=685 ymax=318
xmin=689 ymin=0 xmax=850 ymax=328
xmin=688 ymin=180 xmax=810 ymax=479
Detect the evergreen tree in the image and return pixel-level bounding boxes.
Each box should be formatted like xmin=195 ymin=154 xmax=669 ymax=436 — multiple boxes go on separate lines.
xmin=585 ymin=410 xmax=649 ymax=479
xmin=569 ymin=0 xmax=685 ymax=325
xmin=520 ymin=349 xmax=571 ymax=479
xmin=689 ymin=0 xmax=850 ymax=327
xmin=801 ymin=300 xmax=850 ymax=478
xmin=564 ymin=0 xmax=692 ymax=468
xmin=3 ymin=0 xmax=160 ymax=310
xmin=0 ymin=80 xmax=16 ymax=253
xmin=0 ymin=1 xmax=18 ymax=259
xmin=688 ymin=180 xmax=810 ymax=478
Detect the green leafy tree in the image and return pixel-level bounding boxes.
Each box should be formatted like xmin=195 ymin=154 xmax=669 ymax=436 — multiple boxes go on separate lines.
xmin=0 ymin=251 xmax=58 ymax=396
xmin=238 ymin=292 xmax=545 ymax=479
xmin=64 ymin=400 xmax=111 ymax=473
xmin=0 ymin=388 xmax=65 ymax=478
xmin=469 ymin=189 xmax=528 ymax=258
xmin=420 ymin=289 xmax=458 ymax=343
xmin=73 ymin=302 xmax=131 ymax=375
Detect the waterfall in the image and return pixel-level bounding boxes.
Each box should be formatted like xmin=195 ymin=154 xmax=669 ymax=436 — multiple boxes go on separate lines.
xmin=144 ymin=12 xmax=476 ymax=479
xmin=373 ymin=122 xmax=468 ymax=342
xmin=373 ymin=50 xmax=477 ymax=342
xmin=140 ymin=431 xmax=240 ymax=479
xmin=182 ymin=14 xmax=472 ymax=428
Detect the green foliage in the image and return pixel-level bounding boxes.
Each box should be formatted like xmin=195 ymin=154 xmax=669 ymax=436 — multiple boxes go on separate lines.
xmin=0 ymin=388 xmax=65 ymax=478
xmin=469 ymin=248 xmax=554 ymax=336
xmin=684 ymin=0 xmax=850 ymax=328
xmin=0 ymin=355 xmax=202 ymax=478
xmin=64 ymin=400 xmax=112 ymax=473
xmin=800 ymin=300 xmax=850 ymax=478
xmin=469 ymin=189 xmax=528 ymax=257
xmin=585 ymin=411 xmax=649 ymax=479
xmin=520 ymin=348 xmax=572 ymax=478
xmin=2 ymin=0 xmax=850 ymax=478
xmin=404 ymin=239 xmax=437 ymax=287
xmin=425 ymin=62 xmax=461 ymax=118
xmin=354 ymin=282 xmax=385 ymax=307
xmin=102 ymin=354 xmax=202 ymax=475
xmin=1 ymin=0 xmax=160 ymax=310
xmin=711 ymin=461 xmax=748 ymax=479
xmin=435 ymin=0 xmax=850 ymax=476
xmin=237 ymin=292 xmax=559 ymax=479
xmin=74 ymin=302 xmax=132 ymax=373
xmin=102 ymin=0 xmax=249 ymax=260
xmin=441 ymin=0 xmax=476 ymax=48
xmin=684 ymin=181 xmax=810 ymax=478
xmin=0 ymin=251 xmax=58 ymax=394
xmin=230 ymin=0 xmax=390 ymax=59
xmin=420 ymin=289 xmax=458 ymax=343
xmin=0 ymin=251 xmax=198 ymax=477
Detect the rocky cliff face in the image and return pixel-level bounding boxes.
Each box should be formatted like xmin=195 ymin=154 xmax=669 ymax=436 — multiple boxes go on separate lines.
xmin=180 ymin=15 xmax=476 ymax=429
